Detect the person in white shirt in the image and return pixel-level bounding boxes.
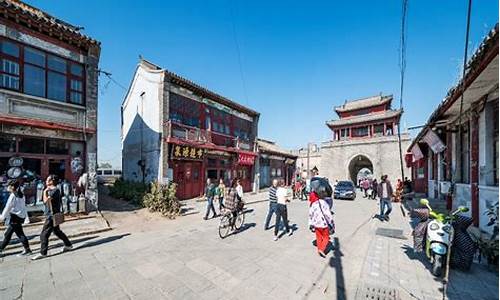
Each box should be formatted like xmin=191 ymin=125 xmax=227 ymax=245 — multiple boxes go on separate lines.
xmin=0 ymin=180 xmax=31 ymax=256
xmin=236 ymin=179 xmax=244 ymax=200
xmin=273 ymin=180 xmax=292 ymax=241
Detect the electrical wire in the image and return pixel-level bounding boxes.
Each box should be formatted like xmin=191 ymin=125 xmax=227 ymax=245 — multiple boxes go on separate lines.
xmin=229 ymin=2 xmax=249 ymax=106
xmin=396 ymin=0 xmax=409 ymax=184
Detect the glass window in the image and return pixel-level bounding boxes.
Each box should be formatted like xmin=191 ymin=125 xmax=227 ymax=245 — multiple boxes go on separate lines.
xmin=48 ymin=55 xmax=67 ymax=73
xmin=0 ymin=74 xmax=19 ymax=90
xmin=48 ymin=71 xmax=67 ymax=101
xmin=69 ymin=142 xmax=84 ymax=157
xmin=114 ymin=170 xmax=122 ymax=175
xmin=2 ymin=59 xmax=19 ymax=75
xmin=0 ymin=135 xmax=16 ymax=152
xmin=103 ymin=170 xmax=112 ymax=175
xmin=24 ymin=47 xmax=46 ymax=67
xmin=70 ymin=63 xmax=83 ymax=76
xmin=18 ymin=137 xmax=44 ymax=153
xmin=97 ymin=170 xmax=103 ymax=175
xmin=46 ymin=139 xmax=69 ymax=155
xmin=1 ymin=40 xmax=19 ymax=57
xmin=71 ymin=79 xmax=83 ymax=91
xmin=353 ymin=126 xmax=369 ymax=137
xmin=24 ymin=64 xmax=45 ymax=97
xmin=70 ymin=92 xmax=83 ymax=104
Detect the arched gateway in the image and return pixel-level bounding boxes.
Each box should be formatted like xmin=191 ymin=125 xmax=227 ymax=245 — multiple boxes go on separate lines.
xmin=348 ymin=154 xmax=373 ymax=183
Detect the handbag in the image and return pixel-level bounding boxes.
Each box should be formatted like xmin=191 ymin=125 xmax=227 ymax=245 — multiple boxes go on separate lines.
xmin=318 ymin=200 xmax=335 ymax=235
xmin=47 ymin=190 xmax=65 ymax=227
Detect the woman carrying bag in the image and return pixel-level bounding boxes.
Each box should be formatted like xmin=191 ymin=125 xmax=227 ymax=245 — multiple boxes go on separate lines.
xmin=308 ymin=178 xmax=334 ymax=258
xmin=0 ymin=180 xmax=31 ymax=257
xmin=32 ymin=175 xmax=73 ymax=260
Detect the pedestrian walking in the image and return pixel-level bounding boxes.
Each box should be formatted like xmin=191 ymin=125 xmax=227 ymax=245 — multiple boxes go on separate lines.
xmin=377 ymin=175 xmax=393 ymax=221
xmin=264 ymin=179 xmax=278 ymax=230
xmin=371 ymin=179 xmax=378 ymax=199
xmin=308 ymin=190 xmax=334 ymax=258
xmin=236 ymin=179 xmax=244 ymax=200
xmin=216 ymin=179 xmax=226 ymax=211
xmin=273 ymin=180 xmax=292 ymax=241
xmin=0 ymin=180 xmax=31 ymax=257
xmin=203 ymin=178 xmax=217 ymax=220
xmin=32 ymin=175 xmax=72 ymax=260
xmin=362 ymin=178 xmax=370 ymax=197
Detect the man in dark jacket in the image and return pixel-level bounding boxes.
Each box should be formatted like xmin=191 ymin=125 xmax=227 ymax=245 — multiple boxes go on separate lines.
xmin=377 ymin=175 xmax=393 ymax=221
xmin=203 ymin=179 xmax=217 ymax=220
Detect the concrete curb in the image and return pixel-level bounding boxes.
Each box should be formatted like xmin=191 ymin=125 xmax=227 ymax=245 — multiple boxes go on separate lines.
xmin=0 ymin=214 xmax=97 ymax=231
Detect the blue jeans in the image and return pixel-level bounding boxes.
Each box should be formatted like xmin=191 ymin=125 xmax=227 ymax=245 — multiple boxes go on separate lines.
xmin=264 ymin=202 xmax=278 ymax=229
xmin=205 ymin=197 xmax=217 ymax=218
xmin=380 ymin=197 xmax=392 ymax=216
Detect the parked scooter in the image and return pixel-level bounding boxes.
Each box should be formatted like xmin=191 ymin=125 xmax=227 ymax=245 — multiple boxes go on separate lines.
xmin=417 ymin=199 xmax=469 ymax=277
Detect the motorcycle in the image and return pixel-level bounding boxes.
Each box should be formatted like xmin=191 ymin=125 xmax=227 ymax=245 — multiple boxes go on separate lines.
xmin=417 ymin=199 xmax=469 ymax=277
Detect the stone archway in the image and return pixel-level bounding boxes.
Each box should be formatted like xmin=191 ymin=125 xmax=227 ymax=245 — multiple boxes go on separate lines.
xmin=348 ymin=154 xmax=373 ymax=184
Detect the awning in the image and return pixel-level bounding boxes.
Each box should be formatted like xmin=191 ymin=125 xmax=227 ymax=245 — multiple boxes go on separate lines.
xmin=411 ymin=144 xmax=424 ymax=161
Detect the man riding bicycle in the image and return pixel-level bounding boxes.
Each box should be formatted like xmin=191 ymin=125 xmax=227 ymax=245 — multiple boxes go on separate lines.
xmin=224 ymin=178 xmax=244 ymax=229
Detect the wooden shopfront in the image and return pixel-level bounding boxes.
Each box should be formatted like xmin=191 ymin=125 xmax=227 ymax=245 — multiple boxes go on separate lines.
xmin=169 ymin=143 xmax=256 ymax=199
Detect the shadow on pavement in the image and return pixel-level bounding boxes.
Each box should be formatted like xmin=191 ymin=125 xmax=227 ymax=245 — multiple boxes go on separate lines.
xmin=233 ymin=223 xmax=256 ymax=236
xmin=47 ymin=233 xmax=131 ymax=258
xmin=329 ymin=237 xmax=346 ymax=300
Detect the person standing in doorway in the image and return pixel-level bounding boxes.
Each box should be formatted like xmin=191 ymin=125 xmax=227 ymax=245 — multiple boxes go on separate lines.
xmin=32 ymin=175 xmax=72 ymax=260
xmin=216 ymin=179 xmax=226 ymax=211
xmin=377 ymin=175 xmax=393 ymax=221
xmin=264 ymin=179 xmax=278 ymax=230
xmin=0 ymin=180 xmax=31 ymax=257
xmin=203 ymin=178 xmax=217 ymax=220
xmin=371 ymin=179 xmax=378 ymax=199
xmin=273 ymin=180 xmax=292 ymax=241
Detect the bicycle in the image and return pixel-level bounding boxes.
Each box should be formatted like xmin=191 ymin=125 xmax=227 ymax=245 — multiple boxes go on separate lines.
xmin=218 ymin=206 xmax=245 ymax=239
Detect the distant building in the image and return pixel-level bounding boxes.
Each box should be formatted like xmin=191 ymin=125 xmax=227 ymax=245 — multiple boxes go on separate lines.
xmin=257 ymin=139 xmax=297 ymax=188
xmin=0 ymin=0 xmax=101 ymax=209
xmin=321 ymin=94 xmax=411 ymax=183
xmin=291 ymin=144 xmax=321 ymax=177
xmin=408 ymin=25 xmax=498 ymax=232
xmin=121 ymin=59 xmax=259 ymax=199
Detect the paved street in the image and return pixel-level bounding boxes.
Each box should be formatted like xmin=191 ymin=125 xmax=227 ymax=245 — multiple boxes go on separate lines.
xmin=0 ymin=191 xmax=498 ymax=300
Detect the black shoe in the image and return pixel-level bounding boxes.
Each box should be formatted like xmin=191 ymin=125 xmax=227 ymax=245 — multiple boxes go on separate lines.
xmin=203 ymin=217 xmax=208 ymax=220
xmin=384 ymin=215 xmax=390 ymax=221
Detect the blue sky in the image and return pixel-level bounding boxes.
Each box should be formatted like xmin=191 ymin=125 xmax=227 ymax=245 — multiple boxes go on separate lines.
xmin=26 ymin=1 xmax=498 ymax=168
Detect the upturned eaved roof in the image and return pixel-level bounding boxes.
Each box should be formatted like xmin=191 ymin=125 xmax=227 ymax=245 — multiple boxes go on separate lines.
xmin=335 ymin=94 xmax=393 ymax=113
xmin=408 ymin=23 xmax=499 ymax=151
xmin=257 ymin=138 xmax=297 ymax=158
xmin=140 ymin=58 xmax=259 ymax=117
xmin=327 ymin=109 xmax=402 ymax=128
xmin=0 ymin=0 xmax=100 ymax=49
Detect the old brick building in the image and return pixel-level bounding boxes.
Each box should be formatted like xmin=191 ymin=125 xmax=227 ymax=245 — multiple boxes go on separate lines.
xmin=121 ymin=59 xmax=259 ymax=200
xmin=321 ymin=94 xmax=411 ymax=184
xmin=0 ymin=0 xmax=100 ymax=209
xmin=408 ymin=25 xmax=498 ymax=232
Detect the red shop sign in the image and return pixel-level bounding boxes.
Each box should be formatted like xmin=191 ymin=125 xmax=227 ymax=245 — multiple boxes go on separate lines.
xmin=238 ymin=153 xmax=255 ymax=166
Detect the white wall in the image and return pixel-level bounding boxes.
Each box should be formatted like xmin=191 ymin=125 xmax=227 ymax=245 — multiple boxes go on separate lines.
xmin=454 ymin=183 xmax=472 ymax=218
xmin=121 ymin=65 xmax=164 ymax=182
xmin=479 ymin=186 xmax=499 ymax=235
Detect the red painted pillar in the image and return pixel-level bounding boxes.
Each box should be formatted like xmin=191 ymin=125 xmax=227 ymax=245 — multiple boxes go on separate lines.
xmin=445 ymin=132 xmax=453 ymax=210
xmin=470 ymin=110 xmax=480 ymax=226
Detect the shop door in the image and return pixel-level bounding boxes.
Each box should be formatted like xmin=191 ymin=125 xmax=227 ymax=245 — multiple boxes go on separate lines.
xmin=174 ymin=163 xmax=186 ymax=199
xmin=260 ymin=165 xmax=270 ymax=189
xmin=184 ymin=162 xmax=202 ymax=199
xmin=48 ymin=159 xmax=67 ymax=180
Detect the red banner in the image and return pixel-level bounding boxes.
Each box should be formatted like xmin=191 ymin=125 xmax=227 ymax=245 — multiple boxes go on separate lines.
xmin=238 ymin=153 xmax=255 ymax=166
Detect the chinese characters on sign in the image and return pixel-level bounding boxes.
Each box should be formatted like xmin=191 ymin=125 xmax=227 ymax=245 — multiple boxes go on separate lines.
xmin=172 ymin=145 xmax=204 ymax=160
xmin=238 ymin=153 xmax=255 ymax=166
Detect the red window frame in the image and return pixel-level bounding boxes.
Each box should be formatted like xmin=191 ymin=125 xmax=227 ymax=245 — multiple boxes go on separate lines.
xmin=0 ymin=37 xmax=86 ymax=106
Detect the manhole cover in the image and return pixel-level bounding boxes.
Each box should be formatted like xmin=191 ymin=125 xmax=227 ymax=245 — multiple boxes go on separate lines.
xmin=375 ymin=228 xmax=406 ymax=239
xmin=355 ymin=283 xmax=400 ymax=300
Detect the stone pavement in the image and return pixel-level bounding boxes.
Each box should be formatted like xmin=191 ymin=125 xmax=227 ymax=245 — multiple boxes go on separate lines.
xmin=0 ymin=191 xmax=497 ymax=300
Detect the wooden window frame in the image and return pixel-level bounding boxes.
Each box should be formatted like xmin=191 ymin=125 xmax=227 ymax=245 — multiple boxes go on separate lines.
xmin=0 ymin=37 xmax=86 ymax=106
